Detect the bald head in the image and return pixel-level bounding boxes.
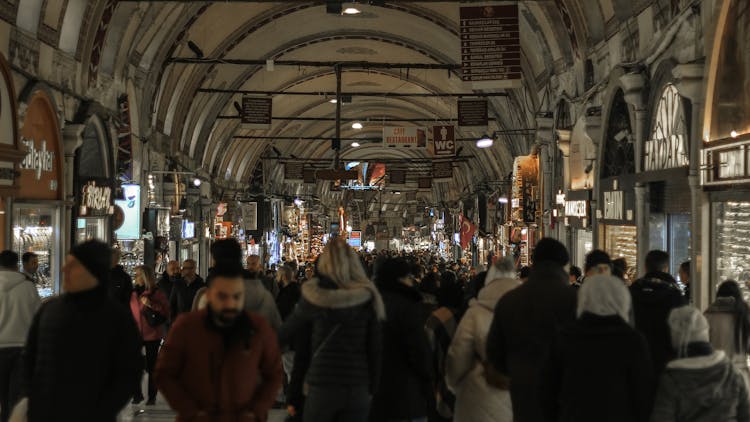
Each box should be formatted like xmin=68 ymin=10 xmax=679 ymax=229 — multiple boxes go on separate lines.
xmin=246 ymin=255 xmax=262 ymax=273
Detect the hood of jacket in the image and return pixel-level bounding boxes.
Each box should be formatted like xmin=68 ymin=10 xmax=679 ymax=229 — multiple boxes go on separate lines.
xmin=665 ymin=351 xmax=740 ymax=408
xmin=631 ymin=272 xmax=682 ymax=303
xmin=378 ymin=277 xmax=423 ymax=303
xmin=706 ymin=297 xmax=738 ymax=314
xmin=473 ymin=276 xmax=519 ymax=311
xmin=0 ymin=270 xmax=30 ymax=292
xmin=302 ymin=277 xmax=374 ymax=311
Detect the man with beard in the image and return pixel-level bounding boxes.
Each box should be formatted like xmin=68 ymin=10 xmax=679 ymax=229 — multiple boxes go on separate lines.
xmin=155 ymin=263 xmax=283 ymax=421
xmin=157 ymin=260 xmax=180 ymax=302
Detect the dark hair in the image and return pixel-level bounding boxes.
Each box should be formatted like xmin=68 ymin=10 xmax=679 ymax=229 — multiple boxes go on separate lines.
xmin=0 ymin=251 xmax=18 ymax=270
xmin=569 ymin=266 xmax=582 ymax=279
xmin=612 ymin=258 xmax=628 ymax=279
xmin=584 ymin=249 xmax=612 ymax=273
xmin=419 ymin=272 xmax=439 ymax=295
xmin=208 ymin=265 xmax=244 ymax=284
xmin=211 ymin=238 xmax=243 ymax=267
xmin=532 ymin=238 xmax=569 ymax=267
xmin=519 ymin=266 xmax=531 ymax=279
xmin=645 ymin=250 xmax=670 ymax=274
xmin=716 ymin=280 xmax=750 ymax=353
xmin=438 ymin=271 xmax=463 ymax=309
xmin=680 ymin=261 xmax=690 ymax=278
xmin=22 ymin=252 xmax=37 ymax=264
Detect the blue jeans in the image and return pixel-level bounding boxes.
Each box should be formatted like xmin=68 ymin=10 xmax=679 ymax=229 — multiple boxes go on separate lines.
xmin=303 ymin=384 xmax=370 ymax=422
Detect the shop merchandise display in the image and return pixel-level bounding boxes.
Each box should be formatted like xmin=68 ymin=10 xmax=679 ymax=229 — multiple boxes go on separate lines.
xmin=715 ymin=202 xmax=750 ymax=301
xmin=117 ymin=239 xmax=145 ymax=279
xmin=13 ymin=225 xmax=53 ymax=297
xmin=602 ymin=225 xmax=637 ymax=273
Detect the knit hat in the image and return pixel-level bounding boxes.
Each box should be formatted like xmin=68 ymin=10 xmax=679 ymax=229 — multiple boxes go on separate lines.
xmin=668 ymin=306 xmax=710 ymax=358
xmin=70 ymin=240 xmax=112 ymax=285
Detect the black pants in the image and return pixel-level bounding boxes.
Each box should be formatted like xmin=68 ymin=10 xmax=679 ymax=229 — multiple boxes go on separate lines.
xmin=303 ymin=384 xmax=370 ymax=422
xmin=135 ymin=340 xmax=161 ymax=401
xmin=0 ymin=347 xmax=22 ymax=422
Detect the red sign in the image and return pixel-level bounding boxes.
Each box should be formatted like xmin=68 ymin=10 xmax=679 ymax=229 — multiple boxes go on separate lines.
xmin=459 ymin=213 xmax=477 ymax=249
xmin=433 ymin=125 xmax=456 ymax=157
xmin=460 ymin=5 xmax=521 ymax=87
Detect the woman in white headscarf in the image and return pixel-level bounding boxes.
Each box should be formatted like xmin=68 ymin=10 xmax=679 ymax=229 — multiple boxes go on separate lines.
xmin=651 ymin=306 xmax=750 ymax=422
xmin=542 ymin=275 xmax=654 ymax=422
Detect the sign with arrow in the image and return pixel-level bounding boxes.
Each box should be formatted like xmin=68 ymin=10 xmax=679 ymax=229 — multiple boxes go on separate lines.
xmin=432 ymin=125 xmax=456 ymax=157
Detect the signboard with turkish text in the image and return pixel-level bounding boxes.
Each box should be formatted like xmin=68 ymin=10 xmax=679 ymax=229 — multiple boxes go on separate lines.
xmin=597 ymin=177 xmax=636 ymax=225
xmin=383 ymin=126 xmax=427 ymax=148
xmin=432 ymin=125 xmax=456 ymax=157
xmin=241 ymin=202 xmax=258 ymax=231
xmin=241 ymin=96 xmax=272 ymax=129
xmin=284 ymin=163 xmax=304 ymax=182
xmin=701 ymin=137 xmax=750 ymax=187
xmin=78 ymin=180 xmax=113 ymax=216
xmin=432 ymin=161 xmax=453 ymax=181
xmin=458 ymin=99 xmax=488 ymax=127
xmin=19 ymin=91 xmax=62 ymax=200
xmin=460 ymin=4 xmax=522 ymax=88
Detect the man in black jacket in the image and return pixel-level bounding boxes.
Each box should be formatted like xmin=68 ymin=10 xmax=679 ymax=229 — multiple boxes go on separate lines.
xmin=157 ymin=260 xmax=180 ymax=301
xmin=109 ymin=248 xmax=133 ymax=307
xmin=486 ymin=238 xmax=577 ymax=422
xmin=630 ymin=250 xmax=686 ymax=377
xmin=169 ymin=259 xmax=205 ymax=320
xmin=23 ymin=240 xmax=141 ymax=422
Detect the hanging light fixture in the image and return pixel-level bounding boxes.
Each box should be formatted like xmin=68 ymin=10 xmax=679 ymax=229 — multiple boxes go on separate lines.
xmin=351 ymin=141 xmax=361 ymax=147
xmin=476 ymin=134 xmax=494 ymax=148
xmin=352 ymin=122 xmax=363 ymax=130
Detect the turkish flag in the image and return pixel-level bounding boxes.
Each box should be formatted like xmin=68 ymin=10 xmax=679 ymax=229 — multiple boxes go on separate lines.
xmin=459 ymin=213 xmax=476 ymax=249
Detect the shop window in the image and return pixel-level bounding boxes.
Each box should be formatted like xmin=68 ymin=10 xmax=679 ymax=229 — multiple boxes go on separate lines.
xmin=713 ymin=202 xmax=750 ymax=301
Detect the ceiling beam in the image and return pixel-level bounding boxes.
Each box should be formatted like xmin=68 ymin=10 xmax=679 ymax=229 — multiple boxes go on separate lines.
xmin=199 ymin=88 xmax=508 ymax=98
xmin=168 ymin=58 xmax=460 ymax=69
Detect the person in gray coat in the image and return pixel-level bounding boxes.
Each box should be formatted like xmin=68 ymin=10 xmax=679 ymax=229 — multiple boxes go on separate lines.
xmin=651 ymin=306 xmax=750 ymax=422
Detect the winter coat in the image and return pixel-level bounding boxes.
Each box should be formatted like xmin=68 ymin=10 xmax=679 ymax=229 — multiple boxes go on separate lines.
xmin=109 ymin=265 xmax=133 ymax=307
xmin=0 ymin=270 xmax=40 ymax=348
xmin=276 ymin=282 xmax=301 ymax=321
xmin=425 ymin=305 xmax=459 ymax=420
xmin=170 ymin=276 xmax=206 ymax=320
xmin=278 ymin=277 xmax=382 ymax=393
xmin=157 ymin=272 xmax=178 ymax=301
xmin=243 ymin=277 xmax=282 ymax=330
xmin=370 ymin=281 xmax=433 ymax=421
xmin=651 ymin=351 xmax=750 ymax=422
xmin=705 ymin=297 xmax=750 ymax=385
xmin=155 ymin=309 xmax=283 ymax=422
xmin=542 ymin=313 xmax=654 ymax=422
xmin=630 ymin=272 xmax=686 ymax=376
xmin=129 ymin=287 xmax=170 ymax=341
xmin=485 ymin=263 xmax=577 ymax=422
xmin=446 ymin=276 xmax=519 ymax=422
xmin=24 ymin=287 xmax=142 ymax=422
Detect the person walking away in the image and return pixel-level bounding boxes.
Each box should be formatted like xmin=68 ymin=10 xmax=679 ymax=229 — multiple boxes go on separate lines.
xmin=276 ymin=266 xmax=301 ymax=322
xmin=583 ymin=249 xmax=612 ymax=279
xmin=129 ymin=265 xmax=170 ymax=406
xmin=110 ymin=248 xmax=134 ymax=307
xmin=679 ymin=261 xmax=691 ymax=302
xmin=445 ymin=257 xmax=519 ymax=422
xmin=0 ymin=251 xmax=39 ymax=422
xmin=170 ymin=259 xmax=205 ymax=320
xmin=20 ymin=240 xmax=141 ymax=421
xmin=486 ymin=238 xmax=577 ymax=422
xmin=247 ymin=255 xmax=279 ymax=298
xmin=370 ymin=257 xmax=433 ymax=422
xmin=651 ymin=306 xmax=750 ymax=422
xmin=630 ymin=250 xmax=686 ymax=378
xmin=157 ymin=260 xmax=180 ymax=302
xmin=20 ymin=252 xmax=38 ymax=285
xmin=278 ymin=238 xmax=384 ymax=422
xmin=568 ymin=266 xmax=582 ymax=289
xmin=542 ymin=275 xmax=654 ymax=422
xmin=705 ymin=280 xmax=750 ymax=387
xmin=155 ymin=263 xmax=283 ymax=422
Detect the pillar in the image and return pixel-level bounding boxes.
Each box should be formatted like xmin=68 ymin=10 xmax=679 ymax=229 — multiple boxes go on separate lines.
xmin=673 ymin=63 xmax=707 ymax=309
xmin=62 ymin=124 xmax=84 ymax=252
xmin=536 ymin=113 xmax=555 ymax=239
xmin=584 ymin=109 xmax=602 ymax=248
xmin=620 ymin=71 xmax=649 ymax=272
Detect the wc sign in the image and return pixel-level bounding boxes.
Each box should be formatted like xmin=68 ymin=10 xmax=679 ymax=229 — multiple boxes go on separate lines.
xmin=433 ymin=125 xmax=456 ymax=157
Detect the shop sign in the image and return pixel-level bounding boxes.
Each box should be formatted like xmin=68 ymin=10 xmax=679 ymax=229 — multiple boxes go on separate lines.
xmin=241 ymin=202 xmax=258 ymax=231
xmin=556 ymin=192 xmax=566 ymax=206
xmin=645 ymin=84 xmax=689 ymax=172
xmin=383 ymin=127 xmax=427 ymax=148
xmin=18 ymin=91 xmax=62 ymax=200
xmin=701 ymin=139 xmax=750 ymax=186
xmin=80 ymin=181 xmax=112 ymax=216
xmin=598 ymin=178 xmax=635 ymax=223
xmin=603 ymin=191 xmax=623 ymax=220
xmin=348 ymin=231 xmax=362 ymax=248
xmin=20 ymin=138 xmax=54 ymax=180
xmin=114 ymin=184 xmax=141 ymax=240
xmin=565 ymin=200 xmax=587 ymax=218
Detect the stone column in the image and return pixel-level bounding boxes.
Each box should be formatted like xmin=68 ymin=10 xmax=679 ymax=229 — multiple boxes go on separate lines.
xmin=620 ymin=72 xmax=649 ymax=272
xmin=584 ymin=109 xmax=602 ymax=248
xmin=673 ymin=63 xmax=706 ymax=309
xmin=62 ymin=124 xmax=84 ymax=252
xmin=536 ymin=114 xmax=554 ymax=238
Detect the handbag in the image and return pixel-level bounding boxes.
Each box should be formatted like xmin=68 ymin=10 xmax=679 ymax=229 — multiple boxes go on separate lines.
xmin=142 ymin=307 xmax=167 ymax=327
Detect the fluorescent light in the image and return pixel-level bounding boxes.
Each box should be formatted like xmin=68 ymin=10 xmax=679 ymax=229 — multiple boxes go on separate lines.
xmin=352 ymin=122 xmax=363 ymax=129
xmin=329 ymin=98 xmax=337 ymax=104
xmin=343 ymin=7 xmax=361 ymax=15
xmin=498 ymin=197 xmax=508 ymax=204
xmin=351 ymin=142 xmax=360 ymax=147
xmin=476 ymin=135 xmax=494 ymax=148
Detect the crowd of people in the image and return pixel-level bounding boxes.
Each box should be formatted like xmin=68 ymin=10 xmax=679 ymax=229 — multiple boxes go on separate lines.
xmin=0 ymin=236 xmax=749 ymax=422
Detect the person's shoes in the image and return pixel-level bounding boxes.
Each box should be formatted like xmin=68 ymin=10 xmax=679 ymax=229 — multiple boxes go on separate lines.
xmin=146 ymin=398 xmax=156 ymax=406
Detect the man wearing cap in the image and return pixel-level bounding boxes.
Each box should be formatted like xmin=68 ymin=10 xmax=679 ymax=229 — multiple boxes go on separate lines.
xmin=21 ymin=240 xmax=142 ymax=422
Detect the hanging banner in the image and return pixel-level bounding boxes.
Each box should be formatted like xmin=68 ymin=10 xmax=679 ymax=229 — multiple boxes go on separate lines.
xmin=432 ymin=125 xmax=456 ymax=157
xmin=116 ymin=95 xmax=133 ymax=181
xmin=460 ymin=4 xmax=522 ymax=89
xmin=383 ymin=127 xmax=427 ymax=148
xmin=432 ymin=161 xmax=453 ymax=181
xmin=241 ymin=96 xmax=272 ymax=129
xmin=458 ymin=99 xmax=488 ymax=127
xmin=241 ymin=202 xmax=258 ymax=231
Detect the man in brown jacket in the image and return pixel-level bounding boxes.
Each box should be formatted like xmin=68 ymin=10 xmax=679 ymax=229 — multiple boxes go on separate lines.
xmin=155 ymin=263 xmax=283 ymax=421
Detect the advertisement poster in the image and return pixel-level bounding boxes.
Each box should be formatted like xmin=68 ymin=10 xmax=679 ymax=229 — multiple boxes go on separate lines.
xmin=114 ymin=184 xmax=141 ymax=239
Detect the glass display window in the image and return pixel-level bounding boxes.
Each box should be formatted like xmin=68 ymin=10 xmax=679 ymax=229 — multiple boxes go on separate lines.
xmin=12 ymin=204 xmax=61 ymax=298
xmin=713 ymin=201 xmax=750 ymax=301
xmin=600 ymin=224 xmax=637 ymax=276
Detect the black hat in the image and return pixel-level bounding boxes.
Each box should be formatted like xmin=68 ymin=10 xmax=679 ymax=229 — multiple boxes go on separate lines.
xmin=70 ymin=240 xmax=112 ymax=285
xmin=532 ymin=238 xmax=570 ymax=267
xmin=585 ymin=249 xmax=612 ymax=273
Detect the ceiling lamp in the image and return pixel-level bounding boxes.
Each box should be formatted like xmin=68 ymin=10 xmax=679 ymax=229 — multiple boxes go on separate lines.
xmin=193 ymin=178 xmax=202 ymax=187
xmin=343 ymin=6 xmax=361 ymax=15
xmin=476 ymin=134 xmax=494 ymax=148
xmin=351 ymin=141 xmax=361 ymax=147
xmin=352 ymin=122 xmax=363 ymax=130
xmin=329 ymin=98 xmax=338 ymax=104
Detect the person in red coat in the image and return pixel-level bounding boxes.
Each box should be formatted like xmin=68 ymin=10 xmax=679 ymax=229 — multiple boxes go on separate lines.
xmin=129 ymin=265 xmax=170 ymax=405
xmin=155 ymin=258 xmax=283 ymax=422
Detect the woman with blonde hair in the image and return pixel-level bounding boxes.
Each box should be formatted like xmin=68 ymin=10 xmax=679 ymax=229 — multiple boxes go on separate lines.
xmin=129 ymin=265 xmax=170 ymax=405
xmin=279 ymin=237 xmax=385 ymax=422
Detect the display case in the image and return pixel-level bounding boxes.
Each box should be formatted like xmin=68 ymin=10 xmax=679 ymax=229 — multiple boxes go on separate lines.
xmin=713 ymin=201 xmax=750 ymax=301
xmin=116 ymin=239 xmax=144 ymax=279
xmin=600 ymin=224 xmax=637 ymax=274
xmin=12 ymin=204 xmax=61 ymax=297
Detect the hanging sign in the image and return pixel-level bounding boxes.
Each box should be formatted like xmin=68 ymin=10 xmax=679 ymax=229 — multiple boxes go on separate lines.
xmin=114 ymin=184 xmax=141 ymax=240
xmin=284 ymin=163 xmax=304 ymax=182
xmin=383 ymin=127 xmax=427 ymax=148
xmin=458 ymin=99 xmax=488 ymax=127
xmin=645 ymin=84 xmax=689 ymax=172
xmin=18 ymin=91 xmax=62 ymax=200
xmin=241 ymin=202 xmax=258 ymax=231
xmin=241 ymin=96 xmax=272 ymax=129
xmin=348 ymin=231 xmax=362 ymax=248
xmin=598 ymin=177 xmax=635 ymax=224
xmin=432 ymin=161 xmax=453 ymax=181
xmin=702 ymin=139 xmax=750 ymax=186
xmin=459 ymin=4 xmax=522 ymax=88
xmin=80 ymin=180 xmax=113 ymax=216
xmin=432 ymin=125 xmax=456 ymax=157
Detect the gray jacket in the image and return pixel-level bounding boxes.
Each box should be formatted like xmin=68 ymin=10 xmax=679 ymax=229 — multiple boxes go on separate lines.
xmin=243 ymin=277 xmax=282 ymax=330
xmin=651 ymin=351 xmax=750 ymax=422
xmin=0 ymin=270 xmax=40 ymax=348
